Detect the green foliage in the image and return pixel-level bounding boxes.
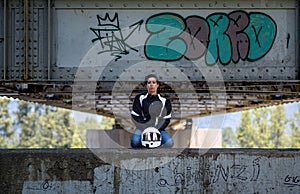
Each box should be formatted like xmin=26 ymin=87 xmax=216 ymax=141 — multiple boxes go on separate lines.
xmin=0 ymin=97 xmax=14 ymax=148
xmin=15 ymin=101 xmax=77 ymax=148
xmin=0 ymin=97 xmax=85 ymax=148
xmin=222 ymin=127 xmax=239 ymax=148
xmin=236 ymin=110 xmax=253 ymax=147
xmin=100 ymin=116 xmax=115 ymax=129
xmin=290 ymin=106 xmax=300 ymax=147
xmin=269 ymin=105 xmax=289 ymax=147
xmin=234 ymin=104 xmax=295 ymax=148
xmin=74 ymin=116 xmax=102 ymax=147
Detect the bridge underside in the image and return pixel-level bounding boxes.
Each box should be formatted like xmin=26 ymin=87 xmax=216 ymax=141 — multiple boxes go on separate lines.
xmin=1 ymin=80 xmax=300 ymax=127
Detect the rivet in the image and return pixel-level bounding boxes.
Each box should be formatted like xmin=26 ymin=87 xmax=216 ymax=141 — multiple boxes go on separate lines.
xmin=95 ymin=3 xmax=99 ymax=7
xmin=152 ymin=4 xmax=155 ymax=7
xmin=209 ymin=3 xmax=213 ymax=7
xmin=223 ymin=3 xmax=227 ymax=7
xmin=66 ymin=4 xmax=70 ymax=7
xmin=251 ymin=3 xmax=255 ymax=7
xmin=166 ymin=4 xmax=169 ymax=7
xmin=237 ymin=3 xmax=240 ymax=7
xmin=81 ymin=4 xmax=85 ymax=7
xmin=123 ymin=3 xmax=127 ymax=7
xmin=180 ymin=4 xmax=183 ymax=7
xmin=109 ymin=4 xmax=113 ymax=7
xmin=194 ymin=3 xmax=198 ymax=7
xmin=137 ymin=3 xmax=141 ymax=7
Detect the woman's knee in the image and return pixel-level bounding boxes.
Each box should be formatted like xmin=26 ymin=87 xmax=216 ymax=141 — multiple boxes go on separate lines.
xmin=160 ymin=131 xmax=174 ymax=147
xmin=131 ymin=129 xmax=142 ymax=148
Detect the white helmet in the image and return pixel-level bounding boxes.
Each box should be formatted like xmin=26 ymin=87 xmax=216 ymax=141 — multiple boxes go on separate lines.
xmin=141 ymin=127 xmax=161 ymax=148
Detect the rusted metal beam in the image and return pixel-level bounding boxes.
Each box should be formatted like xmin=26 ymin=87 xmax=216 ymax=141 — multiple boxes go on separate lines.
xmin=3 ymin=0 xmax=7 ymax=80
xmin=23 ymin=0 xmax=28 ymax=80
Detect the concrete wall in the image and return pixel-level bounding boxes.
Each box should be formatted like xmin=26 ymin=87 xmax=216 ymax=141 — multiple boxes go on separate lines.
xmin=86 ymin=129 xmax=222 ymax=148
xmin=1 ymin=148 xmax=300 ymax=194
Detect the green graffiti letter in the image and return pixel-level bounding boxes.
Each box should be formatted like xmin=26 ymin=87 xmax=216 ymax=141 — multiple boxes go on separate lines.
xmin=145 ymin=13 xmax=186 ymax=61
xmin=206 ymin=13 xmax=231 ymax=65
xmin=244 ymin=13 xmax=277 ymax=61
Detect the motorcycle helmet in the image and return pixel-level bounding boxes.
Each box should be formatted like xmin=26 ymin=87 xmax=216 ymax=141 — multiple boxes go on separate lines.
xmin=141 ymin=127 xmax=161 ymax=148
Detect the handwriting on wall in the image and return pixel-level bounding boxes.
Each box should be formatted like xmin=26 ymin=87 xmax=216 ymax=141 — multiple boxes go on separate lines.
xmin=156 ymin=157 xmax=261 ymax=189
xmin=283 ymin=175 xmax=300 ymax=187
xmin=91 ymin=11 xmax=277 ymax=65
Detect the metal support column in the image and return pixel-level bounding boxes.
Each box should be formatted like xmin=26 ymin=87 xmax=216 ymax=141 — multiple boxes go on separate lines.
xmin=3 ymin=0 xmax=7 ymax=80
xmin=48 ymin=0 xmax=51 ymax=80
xmin=23 ymin=0 xmax=28 ymax=80
xmin=297 ymin=1 xmax=300 ymax=79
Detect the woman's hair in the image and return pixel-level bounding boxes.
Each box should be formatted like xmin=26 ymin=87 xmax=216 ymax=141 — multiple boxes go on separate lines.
xmin=144 ymin=74 xmax=160 ymax=85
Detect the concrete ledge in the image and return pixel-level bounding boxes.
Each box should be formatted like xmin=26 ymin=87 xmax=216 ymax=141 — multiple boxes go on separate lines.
xmin=1 ymin=148 xmax=300 ymax=193
xmin=86 ymin=129 xmax=222 ymax=148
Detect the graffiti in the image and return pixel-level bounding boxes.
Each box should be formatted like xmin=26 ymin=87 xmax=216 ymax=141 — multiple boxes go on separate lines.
xmin=41 ymin=179 xmax=52 ymax=191
xmin=287 ymin=33 xmax=290 ymax=48
xmin=145 ymin=13 xmax=187 ymax=61
xmin=145 ymin=11 xmax=277 ymax=65
xmin=283 ymin=175 xmax=300 ymax=187
xmin=157 ymin=157 xmax=261 ymax=189
xmin=90 ymin=13 xmax=144 ymax=61
xmin=23 ymin=180 xmax=93 ymax=193
xmin=157 ymin=166 xmax=202 ymax=188
xmin=90 ymin=11 xmax=277 ymax=64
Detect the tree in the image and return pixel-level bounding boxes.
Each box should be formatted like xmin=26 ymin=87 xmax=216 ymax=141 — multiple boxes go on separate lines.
xmin=37 ymin=106 xmax=75 ymax=148
xmin=236 ymin=105 xmax=289 ymax=148
xmin=74 ymin=116 xmax=102 ymax=147
xmin=222 ymin=126 xmax=239 ymax=148
xmin=236 ymin=110 xmax=253 ymax=147
xmin=15 ymin=100 xmax=78 ymax=148
xmin=16 ymin=100 xmax=42 ymax=148
xmin=251 ymin=108 xmax=272 ymax=148
xmin=71 ymin=126 xmax=86 ymax=148
xmin=269 ymin=105 xmax=289 ymax=147
xmin=100 ymin=116 xmax=115 ymax=129
xmin=0 ymin=97 xmax=14 ymax=148
xmin=290 ymin=105 xmax=300 ymax=147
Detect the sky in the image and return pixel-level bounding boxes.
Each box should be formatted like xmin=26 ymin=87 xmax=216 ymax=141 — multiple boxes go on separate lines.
xmin=194 ymin=101 xmax=300 ymax=131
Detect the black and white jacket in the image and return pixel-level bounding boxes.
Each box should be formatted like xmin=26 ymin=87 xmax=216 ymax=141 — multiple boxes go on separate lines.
xmin=131 ymin=92 xmax=172 ymax=131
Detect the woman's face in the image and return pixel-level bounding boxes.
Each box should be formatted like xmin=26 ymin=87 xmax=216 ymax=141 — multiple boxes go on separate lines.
xmin=146 ymin=77 xmax=159 ymax=95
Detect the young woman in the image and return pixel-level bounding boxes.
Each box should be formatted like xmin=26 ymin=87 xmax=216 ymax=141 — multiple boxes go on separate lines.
xmin=130 ymin=74 xmax=174 ymax=148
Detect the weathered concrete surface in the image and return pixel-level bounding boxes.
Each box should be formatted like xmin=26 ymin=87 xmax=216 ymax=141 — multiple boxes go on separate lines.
xmin=1 ymin=149 xmax=300 ymax=194
xmin=86 ymin=129 xmax=222 ymax=148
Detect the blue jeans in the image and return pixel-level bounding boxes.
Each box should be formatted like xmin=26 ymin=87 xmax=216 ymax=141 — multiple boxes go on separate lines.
xmin=131 ymin=128 xmax=174 ymax=148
